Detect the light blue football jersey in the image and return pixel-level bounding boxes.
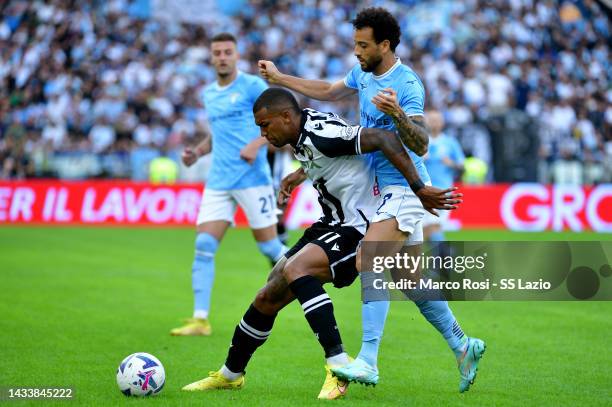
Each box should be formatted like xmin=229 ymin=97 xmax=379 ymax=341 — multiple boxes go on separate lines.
xmin=344 ymin=59 xmax=431 ymax=190
xmin=202 ymin=71 xmax=271 ymax=190
xmin=425 ymin=133 xmax=465 ymax=189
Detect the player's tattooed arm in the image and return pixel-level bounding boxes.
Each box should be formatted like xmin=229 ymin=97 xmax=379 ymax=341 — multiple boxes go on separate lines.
xmin=359 ymin=128 xmax=462 ymax=214
xmin=371 ymin=88 xmax=429 ymax=156
xmin=391 ymin=112 xmax=429 ymax=157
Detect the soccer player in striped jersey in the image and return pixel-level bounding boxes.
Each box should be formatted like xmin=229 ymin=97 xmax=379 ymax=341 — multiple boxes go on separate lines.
xmin=258 ymin=7 xmax=485 ymax=393
xmin=182 ymin=89 xmax=459 ymax=399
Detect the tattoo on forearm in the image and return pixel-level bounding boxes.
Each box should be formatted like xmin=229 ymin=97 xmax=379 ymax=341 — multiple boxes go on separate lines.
xmin=390 ymin=111 xmax=429 ymax=156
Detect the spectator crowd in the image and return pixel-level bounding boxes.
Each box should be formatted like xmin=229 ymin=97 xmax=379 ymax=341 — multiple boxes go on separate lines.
xmin=0 ymin=0 xmax=610 ymax=183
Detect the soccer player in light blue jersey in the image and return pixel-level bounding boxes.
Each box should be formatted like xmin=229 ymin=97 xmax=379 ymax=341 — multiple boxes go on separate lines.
xmin=259 ymin=8 xmax=484 ymax=392
xmin=171 ymin=33 xmax=287 ymax=336
xmin=423 ymin=110 xmax=465 ymax=243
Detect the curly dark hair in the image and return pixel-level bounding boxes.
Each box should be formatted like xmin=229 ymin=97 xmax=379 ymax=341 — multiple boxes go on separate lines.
xmin=352 ymin=7 xmax=401 ymax=52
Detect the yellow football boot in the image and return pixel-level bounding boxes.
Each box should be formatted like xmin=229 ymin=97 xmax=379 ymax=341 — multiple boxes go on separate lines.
xmin=317 ymin=364 xmax=349 ymax=400
xmin=182 ymin=370 xmax=244 ymax=391
xmin=170 ymin=318 xmax=212 ymax=336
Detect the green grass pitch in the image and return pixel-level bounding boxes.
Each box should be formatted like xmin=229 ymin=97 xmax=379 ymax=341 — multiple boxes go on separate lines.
xmin=1 ymin=227 xmax=611 ymax=406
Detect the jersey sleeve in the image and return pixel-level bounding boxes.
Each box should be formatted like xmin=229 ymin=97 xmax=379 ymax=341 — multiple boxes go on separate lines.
xmin=398 ymin=76 xmax=425 ymax=117
xmin=306 ymin=120 xmax=363 ymax=158
xmin=248 ymin=76 xmax=269 ymax=103
xmin=343 ymin=64 xmax=360 ymax=90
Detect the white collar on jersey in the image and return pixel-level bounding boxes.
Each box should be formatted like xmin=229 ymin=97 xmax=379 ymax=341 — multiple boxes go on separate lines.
xmin=213 ymin=70 xmax=242 ymax=91
xmin=372 ymin=58 xmax=401 ymax=80
xmin=294 ymin=109 xmax=309 ymax=149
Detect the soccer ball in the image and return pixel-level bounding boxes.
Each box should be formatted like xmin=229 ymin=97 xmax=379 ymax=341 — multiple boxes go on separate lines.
xmin=116 ymin=352 xmax=165 ymax=397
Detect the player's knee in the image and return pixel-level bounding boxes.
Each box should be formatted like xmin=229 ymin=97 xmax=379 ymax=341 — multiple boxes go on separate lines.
xmin=256 ymin=238 xmax=287 ymax=263
xmin=195 ymin=233 xmax=219 ymax=259
xmin=254 ymin=286 xmax=280 ymax=314
xmin=267 ymin=257 xmax=287 ymax=282
xmin=283 ymin=258 xmax=309 ymax=283
xmin=254 ymin=287 xmax=271 ymax=307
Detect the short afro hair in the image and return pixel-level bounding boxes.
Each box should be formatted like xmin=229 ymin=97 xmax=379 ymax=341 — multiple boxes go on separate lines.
xmin=352 ymin=7 xmax=401 ymax=52
xmin=253 ymin=88 xmax=301 ymax=115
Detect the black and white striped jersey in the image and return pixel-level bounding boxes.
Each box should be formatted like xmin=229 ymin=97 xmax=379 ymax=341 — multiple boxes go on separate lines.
xmin=294 ymin=108 xmax=378 ymax=233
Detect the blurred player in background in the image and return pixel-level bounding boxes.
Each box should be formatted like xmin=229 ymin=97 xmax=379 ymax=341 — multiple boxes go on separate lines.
xmin=183 ymin=88 xmax=460 ymax=399
xmin=170 ymin=33 xmax=287 ymax=336
xmin=259 ymin=7 xmax=484 ymax=392
xmin=423 ymin=110 xmax=465 ymax=243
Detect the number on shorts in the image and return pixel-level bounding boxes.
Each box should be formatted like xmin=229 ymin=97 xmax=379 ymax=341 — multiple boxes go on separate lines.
xmin=259 ymin=194 xmax=275 ymax=214
xmin=376 ymin=193 xmax=393 ymax=214
xmin=317 ymin=231 xmax=341 ymax=244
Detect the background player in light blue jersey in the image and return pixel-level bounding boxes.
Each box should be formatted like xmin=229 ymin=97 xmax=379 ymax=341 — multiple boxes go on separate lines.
xmin=423 ymin=110 xmax=465 ymax=243
xmin=259 ymin=8 xmax=484 ymax=393
xmin=171 ymin=33 xmax=287 ymax=336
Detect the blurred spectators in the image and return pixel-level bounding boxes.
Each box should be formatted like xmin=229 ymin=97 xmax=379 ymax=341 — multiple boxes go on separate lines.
xmin=0 ymin=0 xmax=610 ymax=184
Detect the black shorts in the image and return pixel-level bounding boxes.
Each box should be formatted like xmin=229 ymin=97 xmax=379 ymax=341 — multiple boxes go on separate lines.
xmin=285 ymin=221 xmax=364 ymax=288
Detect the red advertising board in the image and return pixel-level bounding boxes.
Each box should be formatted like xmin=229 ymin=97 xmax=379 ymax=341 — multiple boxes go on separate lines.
xmin=446 ymin=183 xmax=611 ymax=232
xmin=0 ymin=181 xmax=610 ymax=232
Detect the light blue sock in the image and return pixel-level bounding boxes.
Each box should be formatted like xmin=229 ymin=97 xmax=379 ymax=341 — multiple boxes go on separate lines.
xmin=357 ymin=300 xmax=389 ymax=367
xmin=192 ymin=233 xmax=219 ymax=317
xmin=414 ymin=300 xmax=467 ymax=356
xmin=256 ymin=238 xmax=287 ymax=263
xmin=357 ymin=272 xmax=390 ymax=367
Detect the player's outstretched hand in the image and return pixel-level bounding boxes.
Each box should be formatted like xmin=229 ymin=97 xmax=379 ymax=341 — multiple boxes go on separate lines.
xmin=258 ymin=60 xmax=281 ymax=84
xmin=278 ymin=168 xmax=307 ymax=207
xmin=416 ymin=186 xmax=463 ymax=216
xmin=181 ymin=147 xmax=198 ymax=167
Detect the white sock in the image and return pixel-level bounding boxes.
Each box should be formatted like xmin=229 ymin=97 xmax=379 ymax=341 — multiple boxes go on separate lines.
xmin=220 ymin=365 xmax=242 ymax=380
xmin=326 ymin=352 xmax=350 ymax=367
xmin=193 ymin=310 xmax=209 ymax=319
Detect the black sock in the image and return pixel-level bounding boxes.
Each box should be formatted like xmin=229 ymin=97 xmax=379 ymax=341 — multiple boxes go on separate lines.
xmin=276 ymin=221 xmax=288 ymax=246
xmin=288 ymin=275 xmax=344 ymax=358
xmin=225 ymin=304 xmax=276 ymax=373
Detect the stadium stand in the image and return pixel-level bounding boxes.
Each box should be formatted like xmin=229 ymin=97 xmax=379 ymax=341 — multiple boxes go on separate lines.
xmin=0 ymin=0 xmax=610 ymax=184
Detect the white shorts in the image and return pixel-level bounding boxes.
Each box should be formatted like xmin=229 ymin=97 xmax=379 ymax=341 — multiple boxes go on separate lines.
xmin=371 ymin=185 xmax=425 ymax=236
xmin=407 ymin=218 xmax=423 ymax=243
xmin=196 ymin=184 xmax=278 ymax=229
xmin=422 ymin=208 xmax=450 ymax=228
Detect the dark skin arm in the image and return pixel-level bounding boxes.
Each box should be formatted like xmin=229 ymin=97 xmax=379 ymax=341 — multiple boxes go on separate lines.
xmin=359 ymin=128 xmax=462 ymax=215
xmin=277 ymin=167 xmax=307 ymax=207
xmin=371 ymin=88 xmax=429 ymax=156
